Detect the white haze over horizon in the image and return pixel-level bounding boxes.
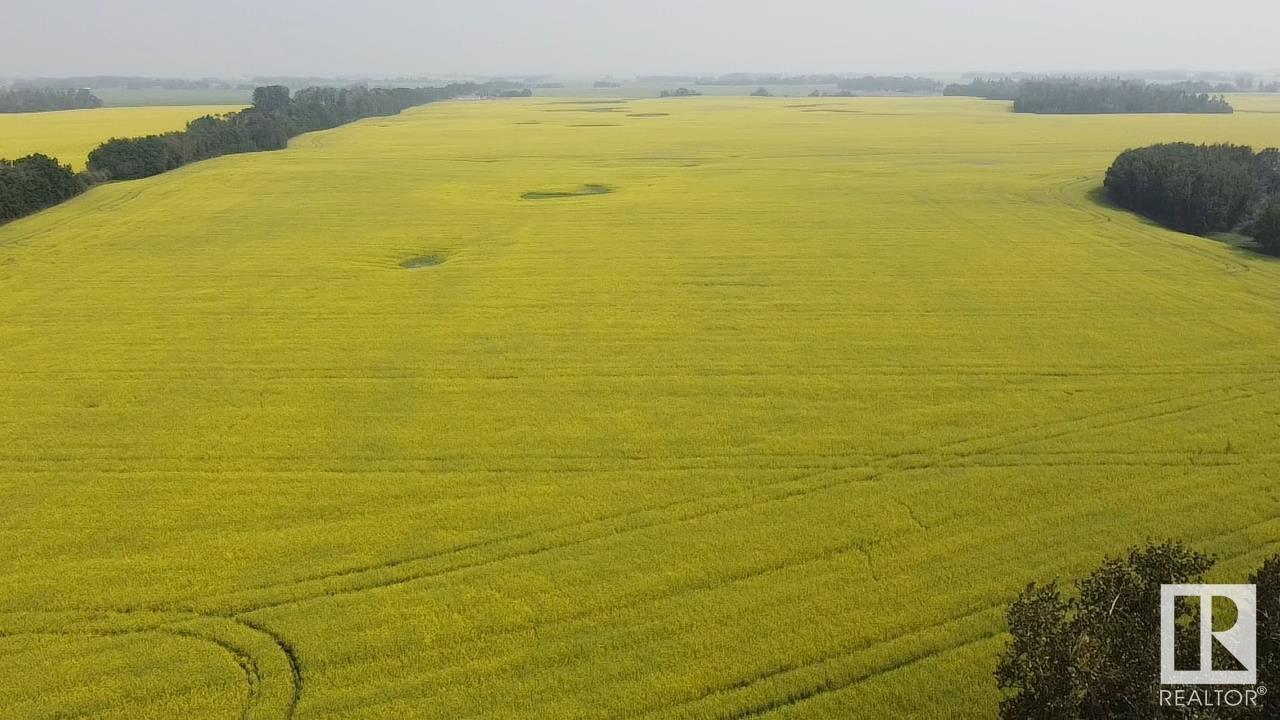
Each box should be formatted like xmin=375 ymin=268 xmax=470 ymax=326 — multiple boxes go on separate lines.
xmin=6 ymin=0 xmax=1278 ymax=79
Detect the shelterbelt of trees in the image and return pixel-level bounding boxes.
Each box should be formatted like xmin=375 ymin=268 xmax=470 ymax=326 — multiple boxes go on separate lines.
xmin=0 ymin=82 xmax=507 ymax=224
xmin=1104 ymin=143 xmax=1280 ymax=254
xmin=0 ymin=88 xmax=103 ymax=113
xmin=945 ymin=78 xmax=1234 ymax=114
xmin=0 ymin=155 xmax=88 ymax=221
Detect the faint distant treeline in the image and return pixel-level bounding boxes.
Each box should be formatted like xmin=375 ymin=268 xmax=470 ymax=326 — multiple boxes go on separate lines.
xmin=944 ymin=77 xmax=1234 ymax=114
xmin=835 ymin=76 xmax=943 ymax=94
xmin=12 ymin=76 xmax=248 ymax=91
xmin=1104 ymin=143 xmax=1280 ymax=254
xmin=638 ymin=74 xmax=945 ymax=94
xmin=0 ymin=88 xmax=103 ymax=113
xmin=0 ymin=82 xmax=516 ymax=225
xmin=943 ymin=78 xmax=1024 ymax=100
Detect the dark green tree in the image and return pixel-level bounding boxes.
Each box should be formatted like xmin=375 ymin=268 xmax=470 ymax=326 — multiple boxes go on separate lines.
xmin=0 ymin=88 xmax=103 ymax=113
xmin=1249 ymin=556 xmax=1280 ymax=716
xmin=0 ymin=154 xmax=87 ymax=223
xmin=1250 ymin=196 xmax=1280 ymax=254
xmin=252 ymin=85 xmax=291 ymax=113
xmin=1104 ymin=143 xmax=1280 ymax=236
xmin=996 ymin=541 xmax=1215 ymax=720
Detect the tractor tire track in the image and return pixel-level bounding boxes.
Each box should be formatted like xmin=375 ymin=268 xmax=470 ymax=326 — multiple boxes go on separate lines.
xmin=648 ymin=514 xmax=1280 ymax=720
xmin=202 ymin=378 xmax=1274 ymax=616
xmin=0 ymin=610 xmax=298 ymax=720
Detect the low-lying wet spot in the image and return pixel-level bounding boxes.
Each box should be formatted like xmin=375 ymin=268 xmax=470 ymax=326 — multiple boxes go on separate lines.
xmin=522 ymin=184 xmax=612 ymax=200
xmin=570 ymin=123 xmax=622 ymax=127
xmin=401 ymin=255 xmax=447 ymax=270
xmin=627 ymin=112 xmax=669 ymax=118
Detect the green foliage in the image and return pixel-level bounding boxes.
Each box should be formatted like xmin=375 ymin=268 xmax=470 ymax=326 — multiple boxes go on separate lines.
xmin=944 ymin=78 xmax=1024 ymax=100
xmin=1250 ymin=196 xmax=1280 ymax=254
xmin=1 ymin=81 xmax=525 ymax=224
xmin=1014 ymin=81 xmax=1233 ymax=114
xmin=0 ymin=88 xmax=102 ymax=113
xmin=0 ymin=154 xmax=87 ymax=223
xmin=1104 ymin=143 xmax=1280 ymax=235
xmin=1250 ymin=557 xmax=1280 ymax=716
xmin=85 ymin=83 xmax=503 ymax=181
xmin=87 ymin=136 xmax=183 ymax=180
xmin=945 ymin=78 xmax=1235 ymax=114
xmin=251 ymin=85 xmax=291 ymax=113
xmin=996 ymin=542 xmax=1216 ymax=720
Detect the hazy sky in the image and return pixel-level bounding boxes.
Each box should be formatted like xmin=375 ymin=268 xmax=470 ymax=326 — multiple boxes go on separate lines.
xmin=8 ymin=0 xmax=1278 ymax=78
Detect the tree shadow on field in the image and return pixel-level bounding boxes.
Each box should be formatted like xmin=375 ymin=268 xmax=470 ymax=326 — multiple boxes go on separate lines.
xmin=1085 ymin=186 xmax=1280 ymax=262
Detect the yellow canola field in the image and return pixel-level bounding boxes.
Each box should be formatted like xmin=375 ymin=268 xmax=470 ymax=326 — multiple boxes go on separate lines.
xmin=1 ymin=96 xmax=1279 ymax=719
xmin=0 ymin=104 xmax=244 ymax=169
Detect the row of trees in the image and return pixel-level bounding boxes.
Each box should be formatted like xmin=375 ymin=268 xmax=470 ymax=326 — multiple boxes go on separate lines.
xmin=13 ymin=76 xmax=239 ymax=91
xmin=835 ymin=75 xmax=943 ymax=94
xmin=659 ymin=88 xmax=703 ymax=98
xmin=945 ymin=78 xmax=1236 ymax=114
xmin=998 ymin=541 xmax=1279 ymax=718
xmin=0 ymin=88 xmax=102 ymax=113
xmin=0 ymin=155 xmax=87 ymax=222
xmin=86 ymin=83 xmax=494 ymax=181
xmin=943 ymin=78 xmax=1024 ymax=100
xmin=1014 ymin=81 xmax=1233 ymax=114
xmin=1104 ymin=143 xmax=1280 ymax=252
xmin=695 ymin=73 xmax=843 ymax=86
xmin=1 ymin=82 xmax=508 ymax=224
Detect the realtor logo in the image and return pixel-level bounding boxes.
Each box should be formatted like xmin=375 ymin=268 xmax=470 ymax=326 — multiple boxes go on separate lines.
xmin=1161 ymin=584 xmax=1257 ymax=685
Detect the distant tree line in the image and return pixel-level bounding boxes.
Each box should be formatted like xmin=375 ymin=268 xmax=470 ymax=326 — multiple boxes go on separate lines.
xmin=1104 ymin=143 xmax=1280 ymax=253
xmin=0 ymin=155 xmax=88 ymax=223
xmin=835 ymin=75 xmax=943 ymax=94
xmin=637 ymin=75 xmax=701 ymax=84
xmin=660 ymin=88 xmax=703 ymax=98
xmin=87 ymin=83 xmax=503 ymax=181
xmin=0 ymin=88 xmax=103 ymax=113
xmin=943 ymin=78 xmax=1024 ymax=100
xmin=945 ymin=77 xmax=1234 ymax=114
xmin=678 ymin=74 xmax=945 ymax=93
xmin=0 ymin=82 xmax=514 ymax=225
xmin=696 ymin=73 xmax=844 ymax=86
xmin=1014 ymin=81 xmax=1232 ymax=114
xmin=14 ymin=76 xmax=240 ymax=91
xmin=1163 ymin=80 xmax=1241 ymax=94
xmin=593 ymin=81 xmax=622 ymax=89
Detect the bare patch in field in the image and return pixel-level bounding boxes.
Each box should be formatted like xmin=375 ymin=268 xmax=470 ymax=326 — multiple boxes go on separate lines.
xmin=401 ymin=255 xmax=446 ymax=270
xmin=521 ymin=185 xmax=612 ymax=200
